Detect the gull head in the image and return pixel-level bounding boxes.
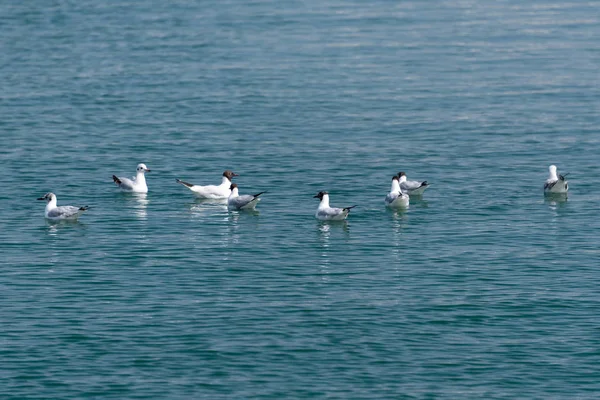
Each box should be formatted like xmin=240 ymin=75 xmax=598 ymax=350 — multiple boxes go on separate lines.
xmin=392 ymin=176 xmax=399 ymax=182
xmin=313 ymin=191 xmax=328 ymax=200
xmin=549 ymin=165 xmax=557 ymax=173
xmin=137 ymin=163 xmax=151 ymax=173
xmin=37 ymin=192 xmax=56 ymax=202
xmin=223 ymin=170 xmax=239 ymax=180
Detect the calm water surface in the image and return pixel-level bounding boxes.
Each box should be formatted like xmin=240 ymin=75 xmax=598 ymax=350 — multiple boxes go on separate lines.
xmin=2 ymin=0 xmax=600 ymax=398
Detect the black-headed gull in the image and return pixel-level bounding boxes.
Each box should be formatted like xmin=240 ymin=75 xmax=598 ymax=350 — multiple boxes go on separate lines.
xmin=176 ymin=170 xmax=238 ymax=199
xmin=227 ymin=183 xmax=265 ymax=211
xmin=314 ymin=191 xmax=356 ymax=221
xmin=385 ymin=176 xmax=409 ymax=209
xmin=37 ymin=192 xmax=89 ymax=220
xmin=397 ymin=171 xmax=429 ymax=196
xmin=544 ymin=165 xmax=569 ymax=194
xmin=113 ymin=163 xmax=151 ymax=193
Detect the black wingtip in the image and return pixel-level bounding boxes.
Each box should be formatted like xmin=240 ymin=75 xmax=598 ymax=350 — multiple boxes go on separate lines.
xmin=421 ymin=181 xmax=429 ymax=186
xmin=176 ymin=178 xmax=194 ymax=188
xmin=344 ymin=205 xmax=357 ymax=212
xmin=253 ymin=191 xmax=267 ymax=198
xmin=80 ymin=206 xmax=90 ymax=211
xmin=112 ymin=175 xmax=121 ymax=185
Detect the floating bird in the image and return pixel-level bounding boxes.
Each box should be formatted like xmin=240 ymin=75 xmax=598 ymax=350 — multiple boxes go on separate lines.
xmin=227 ymin=183 xmax=265 ymax=211
xmin=314 ymin=191 xmax=356 ymax=221
xmin=112 ymin=163 xmax=151 ymax=193
xmin=397 ymin=171 xmax=429 ymax=196
xmin=544 ymin=165 xmax=569 ymax=194
xmin=176 ymin=170 xmax=238 ymax=199
xmin=385 ymin=176 xmax=409 ymax=209
xmin=37 ymin=192 xmax=89 ymax=220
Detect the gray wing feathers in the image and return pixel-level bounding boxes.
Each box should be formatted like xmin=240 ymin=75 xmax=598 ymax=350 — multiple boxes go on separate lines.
xmin=318 ymin=207 xmax=344 ymax=218
xmin=117 ymin=177 xmax=135 ymax=190
xmin=48 ymin=206 xmax=83 ymax=218
xmin=230 ymin=195 xmax=261 ymax=209
xmin=401 ymin=180 xmax=425 ymax=190
xmin=385 ymin=193 xmax=399 ymax=204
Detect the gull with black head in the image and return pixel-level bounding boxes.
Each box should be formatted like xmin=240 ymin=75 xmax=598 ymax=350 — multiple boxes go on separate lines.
xmin=397 ymin=171 xmax=429 ymax=196
xmin=176 ymin=170 xmax=238 ymax=199
xmin=227 ymin=183 xmax=265 ymax=211
xmin=314 ymin=191 xmax=356 ymax=221
xmin=38 ymin=192 xmax=89 ymax=220
xmin=385 ymin=176 xmax=409 ymax=209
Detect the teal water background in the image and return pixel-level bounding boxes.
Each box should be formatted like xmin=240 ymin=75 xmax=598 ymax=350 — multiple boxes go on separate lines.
xmin=2 ymin=0 xmax=600 ymax=398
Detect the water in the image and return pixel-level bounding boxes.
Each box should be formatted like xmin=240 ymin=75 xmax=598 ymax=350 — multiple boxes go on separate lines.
xmin=2 ymin=0 xmax=600 ymax=398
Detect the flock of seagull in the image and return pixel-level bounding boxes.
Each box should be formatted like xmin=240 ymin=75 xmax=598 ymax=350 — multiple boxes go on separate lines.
xmin=38 ymin=164 xmax=569 ymax=222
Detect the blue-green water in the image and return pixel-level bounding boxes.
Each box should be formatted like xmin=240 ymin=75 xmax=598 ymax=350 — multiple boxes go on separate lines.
xmin=2 ymin=0 xmax=600 ymax=398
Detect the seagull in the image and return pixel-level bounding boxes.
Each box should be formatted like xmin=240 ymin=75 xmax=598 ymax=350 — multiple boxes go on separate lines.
xmin=385 ymin=176 xmax=409 ymax=208
xmin=544 ymin=165 xmax=569 ymax=194
xmin=176 ymin=170 xmax=238 ymax=199
xmin=113 ymin=163 xmax=151 ymax=193
xmin=37 ymin=192 xmax=89 ymax=220
xmin=314 ymin=191 xmax=356 ymax=221
xmin=397 ymin=172 xmax=429 ymax=196
xmin=227 ymin=183 xmax=265 ymax=211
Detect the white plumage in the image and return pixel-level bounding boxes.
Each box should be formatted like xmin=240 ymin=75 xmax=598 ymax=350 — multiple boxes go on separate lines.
xmin=113 ymin=163 xmax=151 ymax=193
xmin=176 ymin=170 xmax=238 ymax=199
xmin=398 ymin=171 xmax=429 ymax=196
xmin=227 ymin=184 xmax=265 ymax=211
xmin=544 ymin=165 xmax=568 ymax=194
xmin=38 ymin=192 xmax=89 ymax=220
xmin=314 ymin=191 xmax=356 ymax=221
xmin=385 ymin=176 xmax=409 ymax=209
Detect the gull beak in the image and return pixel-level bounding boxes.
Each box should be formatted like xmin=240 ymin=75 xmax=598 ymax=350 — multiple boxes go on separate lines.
xmin=313 ymin=194 xmax=319 ymax=198
xmin=145 ymin=168 xmax=151 ymax=172
xmin=37 ymin=197 xmax=45 ymax=200
xmin=232 ymin=172 xmax=239 ymax=177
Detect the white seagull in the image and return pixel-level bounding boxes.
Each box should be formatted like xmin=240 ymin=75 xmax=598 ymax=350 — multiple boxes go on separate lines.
xmin=227 ymin=183 xmax=265 ymax=211
xmin=397 ymin=171 xmax=429 ymax=196
xmin=385 ymin=176 xmax=409 ymax=209
xmin=176 ymin=170 xmax=238 ymax=199
xmin=38 ymin=192 xmax=89 ymax=220
xmin=544 ymin=165 xmax=569 ymax=194
xmin=113 ymin=163 xmax=151 ymax=193
xmin=314 ymin=191 xmax=356 ymax=221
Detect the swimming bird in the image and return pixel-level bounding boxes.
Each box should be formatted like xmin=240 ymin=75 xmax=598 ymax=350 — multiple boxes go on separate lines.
xmin=112 ymin=163 xmax=151 ymax=193
xmin=544 ymin=165 xmax=569 ymax=194
xmin=176 ymin=170 xmax=238 ymax=199
xmin=397 ymin=171 xmax=429 ymax=196
xmin=385 ymin=176 xmax=409 ymax=209
xmin=227 ymin=183 xmax=265 ymax=211
xmin=314 ymin=191 xmax=356 ymax=221
xmin=37 ymin=192 xmax=89 ymax=220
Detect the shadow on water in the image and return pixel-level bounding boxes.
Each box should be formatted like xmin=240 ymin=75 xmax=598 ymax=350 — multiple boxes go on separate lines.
xmin=226 ymin=208 xmax=261 ymax=247
xmin=187 ymin=197 xmax=228 ymax=217
xmin=44 ymin=219 xmax=85 ymax=235
xmin=544 ymin=193 xmax=568 ymax=211
xmin=408 ymin=196 xmax=429 ymax=208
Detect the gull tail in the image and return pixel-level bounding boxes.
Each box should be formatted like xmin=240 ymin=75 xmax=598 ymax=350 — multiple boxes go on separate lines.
xmin=175 ymin=178 xmax=194 ymax=188
xmin=112 ymin=175 xmax=121 ymax=185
